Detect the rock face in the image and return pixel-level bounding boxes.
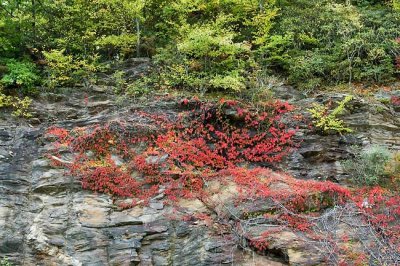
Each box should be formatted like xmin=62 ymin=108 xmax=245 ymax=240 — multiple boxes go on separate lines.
xmin=0 ymin=79 xmax=399 ymax=265
xmin=2 ymin=90 xmax=283 ymax=266
xmin=281 ymin=91 xmax=400 ymax=182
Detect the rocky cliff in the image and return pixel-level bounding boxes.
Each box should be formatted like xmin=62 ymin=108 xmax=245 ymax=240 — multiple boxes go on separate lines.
xmin=1 ymin=61 xmax=399 ymax=265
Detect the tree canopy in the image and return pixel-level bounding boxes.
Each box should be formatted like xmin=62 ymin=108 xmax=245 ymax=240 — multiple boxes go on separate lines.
xmin=0 ymin=0 xmax=399 ymax=94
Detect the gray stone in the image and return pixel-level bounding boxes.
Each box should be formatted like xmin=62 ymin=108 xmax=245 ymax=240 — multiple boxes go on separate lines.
xmin=47 ymin=238 xmax=65 ymax=247
xmin=149 ymin=202 xmax=164 ymax=210
xmin=110 ymin=154 xmax=124 ymax=167
xmin=0 ymin=75 xmax=398 ymax=266
xmin=91 ymin=85 xmax=109 ymax=93
xmin=145 ymin=154 xmax=168 ymax=164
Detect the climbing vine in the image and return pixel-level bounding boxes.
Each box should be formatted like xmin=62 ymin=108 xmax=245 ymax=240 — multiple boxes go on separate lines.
xmin=46 ymin=98 xmax=399 ymax=264
xmin=47 ymin=98 xmax=298 ymax=202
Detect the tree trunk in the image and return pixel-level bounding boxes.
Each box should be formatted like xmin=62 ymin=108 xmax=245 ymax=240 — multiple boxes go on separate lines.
xmin=136 ymin=18 xmax=140 ymax=58
xmin=32 ymin=0 xmax=36 ymax=46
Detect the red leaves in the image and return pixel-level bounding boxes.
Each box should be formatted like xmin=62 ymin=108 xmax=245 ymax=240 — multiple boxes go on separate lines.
xmin=81 ymin=165 xmax=139 ymax=197
xmin=46 ymin=99 xmax=300 ymax=202
xmin=224 ymin=167 xmax=351 ymax=213
xmin=351 ymin=186 xmax=400 ymax=248
xmin=249 ymin=238 xmax=269 ymax=252
xmin=47 ymin=126 xmax=71 ymax=144
xmin=280 ymin=213 xmax=311 ymax=231
xmin=46 ymin=98 xmax=400 ymax=260
xmin=181 ymin=98 xmax=189 ymax=105
xmin=391 ymin=95 xmax=400 ymax=106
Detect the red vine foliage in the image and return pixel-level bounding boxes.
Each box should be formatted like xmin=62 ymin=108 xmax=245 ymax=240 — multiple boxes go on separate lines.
xmin=47 ymin=98 xmax=298 ymax=202
xmin=396 ymin=38 xmax=400 ymax=70
xmin=46 ymin=97 xmax=400 ymax=263
xmin=391 ymin=95 xmax=400 ymax=106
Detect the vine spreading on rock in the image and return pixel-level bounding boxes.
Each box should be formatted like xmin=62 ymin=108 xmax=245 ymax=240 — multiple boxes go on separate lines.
xmin=235 ymin=175 xmax=400 ymax=264
xmin=46 ymin=97 xmax=399 ymax=264
xmin=136 ymin=99 xmax=299 ymax=201
xmin=391 ymin=95 xmax=400 ymax=106
xmin=47 ymin=98 xmax=298 ymax=203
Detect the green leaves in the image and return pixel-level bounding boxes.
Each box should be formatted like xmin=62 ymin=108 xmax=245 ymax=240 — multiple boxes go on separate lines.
xmin=146 ymin=1 xmax=277 ymax=93
xmin=0 ymin=59 xmax=39 ymax=92
xmin=343 ymin=145 xmax=393 ymax=186
xmin=267 ymin=0 xmax=400 ymax=89
xmin=160 ymin=18 xmax=251 ymax=92
xmin=0 ymin=86 xmax=32 ymax=118
xmin=308 ymin=95 xmax=353 ymax=135
xmin=210 ymin=72 xmax=247 ymax=92
xmin=42 ymin=49 xmax=98 ymax=89
xmin=395 ymin=0 xmax=400 ymax=11
xmin=1 ymin=0 xmax=399 ymax=95
xmin=95 ymin=34 xmax=138 ymax=57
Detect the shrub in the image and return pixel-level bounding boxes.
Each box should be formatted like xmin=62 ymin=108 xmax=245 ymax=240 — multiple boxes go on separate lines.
xmin=0 ymin=257 xmax=12 ymax=266
xmin=287 ymin=53 xmax=331 ymax=91
xmin=385 ymin=151 xmax=400 ymax=181
xmin=111 ymin=70 xmax=152 ymax=97
xmin=42 ymin=49 xmax=75 ymax=89
xmin=95 ymin=34 xmax=138 ymax=59
xmin=145 ymin=1 xmax=278 ymax=94
xmin=266 ymin=0 xmax=400 ymax=88
xmin=308 ymin=95 xmax=353 ymax=134
xmin=112 ymin=70 xmax=127 ymax=94
xmin=0 ymin=86 xmax=32 ymax=118
xmin=209 ymin=72 xmax=246 ymax=92
xmin=126 ymin=79 xmax=151 ymax=97
xmin=0 ymin=59 xmax=39 ymax=93
xmin=243 ymin=71 xmax=279 ymax=104
xmin=154 ymin=16 xmax=252 ymax=93
xmin=43 ymin=49 xmax=98 ymax=89
xmin=343 ymin=145 xmax=393 ymax=186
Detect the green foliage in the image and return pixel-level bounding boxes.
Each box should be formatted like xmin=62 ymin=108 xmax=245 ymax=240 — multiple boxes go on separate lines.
xmin=385 ymin=151 xmax=400 ymax=181
xmin=176 ymin=16 xmax=251 ymax=92
xmin=151 ymin=2 xmax=276 ymax=93
xmin=112 ymin=71 xmax=127 ymax=94
xmin=393 ymin=0 xmax=400 ymax=11
xmin=110 ymin=69 xmax=152 ymax=97
xmin=0 ymin=87 xmax=32 ymax=118
xmin=255 ymin=34 xmax=292 ymax=70
xmin=343 ymin=145 xmax=393 ymax=185
xmin=126 ymin=78 xmax=151 ymax=97
xmin=243 ymin=71 xmax=279 ymax=103
xmin=42 ymin=50 xmax=74 ymax=89
xmin=308 ymin=95 xmax=353 ymax=134
xmin=146 ymin=0 xmax=399 ymax=92
xmin=0 ymin=257 xmax=12 ymax=266
xmin=143 ymin=0 xmax=277 ymax=48
xmin=0 ymin=0 xmax=145 ymax=59
xmin=209 ymin=72 xmax=247 ymax=92
xmin=0 ymin=59 xmax=39 ymax=92
xmin=0 ymin=19 xmax=17 ymax=56
xmin=1 ymin=0 xmax=399 ymax=95
xmin=153 ymin=18 xmax=252 ymax=92
xmin=43 ymin=49 xmax=98 ymax=89
xmin=95 ymin=34 xmax=138 ymax=58
xmin=264 ymin=0 xmax=400 ymax=89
